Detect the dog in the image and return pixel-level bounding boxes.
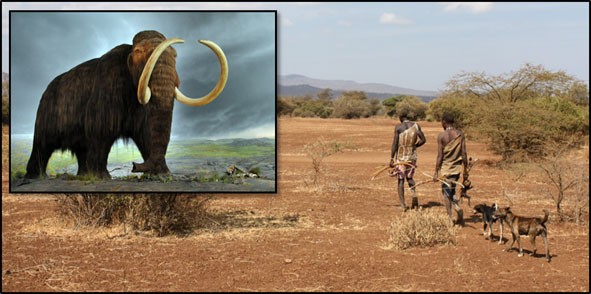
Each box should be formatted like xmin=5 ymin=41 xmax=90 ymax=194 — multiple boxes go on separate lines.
xmin=493 ymin=206 xmax=551 ymax=262
xmin=472 ymin=202 xmax=503 ymax=244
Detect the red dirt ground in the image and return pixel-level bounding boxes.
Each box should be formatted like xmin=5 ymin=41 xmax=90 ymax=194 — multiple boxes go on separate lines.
xmin=2 ymin=119 xmax=589 ymax=292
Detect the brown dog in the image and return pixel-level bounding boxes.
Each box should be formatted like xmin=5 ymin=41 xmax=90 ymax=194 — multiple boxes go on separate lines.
xmin=493 ymin=206 xmax=551 ymax=262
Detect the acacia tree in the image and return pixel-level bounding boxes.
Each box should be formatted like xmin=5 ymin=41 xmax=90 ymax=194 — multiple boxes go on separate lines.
xmin=442 ymin=63 xmax=588 ymax=104
xmin=433 ymin=63 xmax=589 ymax=162
xmin=317 ymin=88 xmax=334 ymax=101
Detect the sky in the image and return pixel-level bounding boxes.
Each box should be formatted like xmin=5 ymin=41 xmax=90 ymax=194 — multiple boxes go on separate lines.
xmin=2 ymin=2 xmax=589 ymax=136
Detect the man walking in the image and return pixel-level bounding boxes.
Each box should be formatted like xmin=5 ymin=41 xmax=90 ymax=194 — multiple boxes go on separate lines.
xmin=434 ymin=113 xmax=468 ymax=226
xmin=390 ymin=109 xmax=426 ymax=211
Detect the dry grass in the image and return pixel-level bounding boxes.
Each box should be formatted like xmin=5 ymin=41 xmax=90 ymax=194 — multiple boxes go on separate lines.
xmin=55 ymin=193 xmax=212 ymax=237
xmin=385 ymin=208 xmax=458 ymax=250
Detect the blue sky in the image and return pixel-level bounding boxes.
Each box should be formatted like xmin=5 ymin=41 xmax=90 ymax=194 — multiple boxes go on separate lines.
xmin=2 ymin=2 xmax=589 ymax=93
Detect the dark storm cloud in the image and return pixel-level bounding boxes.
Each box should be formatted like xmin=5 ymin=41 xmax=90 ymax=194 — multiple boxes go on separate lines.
xmin=10 ymin=11 xmax=276 ymax=138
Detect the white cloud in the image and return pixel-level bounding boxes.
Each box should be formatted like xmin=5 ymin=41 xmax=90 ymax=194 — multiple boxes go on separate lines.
xmin=379 ymin=12 xmax=413 ymax=25
xmin=442 ymin=2 xmax=494 ymax=14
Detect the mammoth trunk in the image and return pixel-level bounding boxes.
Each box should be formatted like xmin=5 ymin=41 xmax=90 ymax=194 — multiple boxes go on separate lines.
xmin=132 ymin=61 xmax=178 ymax=175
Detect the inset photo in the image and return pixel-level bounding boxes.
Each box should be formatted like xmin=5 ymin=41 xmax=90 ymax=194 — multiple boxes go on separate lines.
xmin=9 ymin=11 xmax=276 ymax=193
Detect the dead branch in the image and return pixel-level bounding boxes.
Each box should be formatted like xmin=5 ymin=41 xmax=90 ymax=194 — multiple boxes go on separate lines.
xmin=500 ymin=182 xmax=514 ymax=206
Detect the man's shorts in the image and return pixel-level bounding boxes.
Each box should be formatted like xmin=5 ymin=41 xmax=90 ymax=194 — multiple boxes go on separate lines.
xmin=389 ymin=161 xmax=416 ymax=180
xmin=442 ymin=174 xmax=460 ymax=204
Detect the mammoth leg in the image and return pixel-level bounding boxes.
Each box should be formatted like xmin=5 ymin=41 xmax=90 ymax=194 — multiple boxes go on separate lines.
xmin=131 ymin=126 xmax=152 ymax=165
xmin=132 ymin=101 xmax=173 ymax=175
xmin=72 ymin=146 xmax=88 ymax=175
xmin=25 ymin=142 xmax=54 ymax=179
xmin=85 ymin=139 xmax=114 ymax=179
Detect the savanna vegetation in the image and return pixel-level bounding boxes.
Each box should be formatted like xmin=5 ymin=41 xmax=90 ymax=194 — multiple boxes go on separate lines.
xmin=281 ymin=64 xmax=589 ymax=225
xmin=56 ymin=193 xmax=212 ymax=237
xmin=280 ymin=63 xmax=589 ymax=163
xmin=278 ymin=89 xmax=428 ymax=120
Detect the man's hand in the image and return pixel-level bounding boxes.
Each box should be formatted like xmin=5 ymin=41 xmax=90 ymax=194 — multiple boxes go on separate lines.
xmin=389 ymin=158 xmax=395 ymax=168
xmin=433 ymin=171 xmax=438 ymax=182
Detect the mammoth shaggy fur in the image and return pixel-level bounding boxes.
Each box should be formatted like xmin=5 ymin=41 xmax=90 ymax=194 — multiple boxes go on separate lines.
xmin=26 ymin=31 xmax=180 ymax=178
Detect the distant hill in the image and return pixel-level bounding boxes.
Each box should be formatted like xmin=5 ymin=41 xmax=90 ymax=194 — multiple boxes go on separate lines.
xmin=279 ymin=74 xmax=439 ymax=102
xmin=279 ymin=84 xmax=436 ymax=102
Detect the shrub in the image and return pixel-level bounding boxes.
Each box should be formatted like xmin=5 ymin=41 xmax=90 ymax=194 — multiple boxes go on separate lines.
xmin=277 ymin=96 xmax=296 ymax=116
xmin=366 ymin=98 xmax=383 ymax=117
xmin=395 ymin=96 xmax=428 ymax=121
xmin=303 ymin=138 xmax=357 ymax=185
xmin=286 ymin=96 xmax=334 ymax=118
xmin=56 ymin=194 xmax=131 ymax=228
xmin=331 ymin=96 xmax=368 ymax=119
xmin=56 ymin=193 xmax=211 ymax=236
xmin=426 ymin=96 xmax=481 ymax=130
xmin=432 ymin=64 xmax=590 ymax=162
xmin=387 ymin=208 xmax=458 ymax=250
xmin=382 ymin=95 xmax=406 ymax=117
xmin=538 ymin=151 xmax=589 ymax=223
xmin=474 ymin=97 xmax=588 ymax=161
xmin=292 ymin=108 xmax=316 ymax=118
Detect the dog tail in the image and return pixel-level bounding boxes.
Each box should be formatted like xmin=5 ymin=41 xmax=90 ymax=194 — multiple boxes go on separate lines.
xmin=541 ymin=209 xmax=549 ymax=224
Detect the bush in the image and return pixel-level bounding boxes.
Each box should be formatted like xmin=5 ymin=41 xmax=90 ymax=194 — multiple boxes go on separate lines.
xmin=426 ymin=96 xmax=481 ymax=130
xmin=56 ymin=193 xmax=211 ymax=236
xmin=331 ymin=96 xmax=368 ymax=119
xmin=387 ymin=208 xmax=458 ymax=250
xmin=303 ymin=138 xmax=357 ymax=185
xmin=277 ymin=96 xmax=296 ymax=116
xmin=366 ymin=98 xmax=383 ymax=117
xmin=382 ymin=95 xmax=405 ymax=117
xmin=474 ymin=97 xmax=588 ymax=161
xmin=395 ymin=96 xmax=428 ymax=121
xmin=432 ymin=64 xmax=590 ymax=162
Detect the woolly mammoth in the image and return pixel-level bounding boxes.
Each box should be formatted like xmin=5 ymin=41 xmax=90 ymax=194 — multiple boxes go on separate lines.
xmin=25 ymin=30 xmax=228 ymax=179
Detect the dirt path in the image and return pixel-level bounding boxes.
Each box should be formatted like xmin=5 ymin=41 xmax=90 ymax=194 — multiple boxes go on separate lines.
xmin=2 ymin=118 xmax=589 ymax=291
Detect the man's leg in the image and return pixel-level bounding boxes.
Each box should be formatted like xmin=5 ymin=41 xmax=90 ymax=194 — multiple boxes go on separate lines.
xmin=442 ymin=183 xmax=454 ymax=225
xmin=407 ymin=178 xmax=418 ymax=209
xmin=447 ymin=175 xmax=463 ymax=226
xmin=397 ymin=178 xmax=407 ymax=210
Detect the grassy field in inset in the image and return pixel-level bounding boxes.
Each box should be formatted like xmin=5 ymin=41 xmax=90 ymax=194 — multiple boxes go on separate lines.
xmin=10 ymin=137 xmax=275 ymax=176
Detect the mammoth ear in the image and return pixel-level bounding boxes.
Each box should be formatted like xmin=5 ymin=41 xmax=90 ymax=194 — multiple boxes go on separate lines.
xmin=127 ymin=53 xmax=133 ymax=69
xmin=127 ymin=53 xmax=140 ymax=87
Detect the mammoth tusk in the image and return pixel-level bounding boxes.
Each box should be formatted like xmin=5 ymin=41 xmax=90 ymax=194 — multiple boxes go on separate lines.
xmin=137 ymin=38 xmax=185 ymax=105
xmin=175 ymin=40 xmax=228 ymax=106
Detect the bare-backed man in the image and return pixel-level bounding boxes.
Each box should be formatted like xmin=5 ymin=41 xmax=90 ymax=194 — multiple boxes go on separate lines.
xmin=434 ymin=113 xmax=468 ymax=226
xmin=389 ymin=109 xmax=426 ymax=211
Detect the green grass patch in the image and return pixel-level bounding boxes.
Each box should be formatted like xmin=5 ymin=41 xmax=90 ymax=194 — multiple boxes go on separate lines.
xmin=10 ymin=137 xmax=275 ymax=177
